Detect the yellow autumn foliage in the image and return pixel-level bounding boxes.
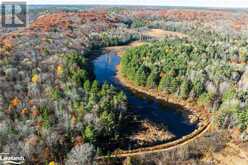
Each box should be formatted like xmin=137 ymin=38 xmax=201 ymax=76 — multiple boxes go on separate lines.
xmin=32 ymin=74 xmax=40 ymax=83
xmin=56 ymin=65 xmax=63 ymax=76
xmin=48 ymin=161 xmax=56 ymax=165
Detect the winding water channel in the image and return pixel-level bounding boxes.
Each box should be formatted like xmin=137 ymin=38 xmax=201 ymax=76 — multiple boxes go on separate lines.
xmin=93 ymin=53 xmax=197 ymax=145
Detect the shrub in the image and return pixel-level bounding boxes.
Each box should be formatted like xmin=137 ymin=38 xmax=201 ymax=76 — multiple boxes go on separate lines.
xmin=236 ymin=109 xmax=248 ymax=131
xmin=222 ymin=87 xmax=236 ymax=102
xmin=84 ymin=125 xmax=95 ymax=142
xmin=131 ymin=19 xmax=146 ymax=28
xmin=65 ymin=143 xmax=96 ymax=165
xmin=218 ymin=109 xmax=237 ymax=129
xmin=50 ymin=88 xmax=62 ymax=101
xmin=197 ymin=92 xmax=213 ymax=107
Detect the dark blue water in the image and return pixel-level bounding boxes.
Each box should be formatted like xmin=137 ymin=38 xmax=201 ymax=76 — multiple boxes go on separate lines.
xmin=93 ymin=54 xmax=197 ymax=138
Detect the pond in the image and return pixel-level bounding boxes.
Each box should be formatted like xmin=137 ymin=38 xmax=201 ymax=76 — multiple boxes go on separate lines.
xmin=93 ymin=53 xmax=197 ymax=142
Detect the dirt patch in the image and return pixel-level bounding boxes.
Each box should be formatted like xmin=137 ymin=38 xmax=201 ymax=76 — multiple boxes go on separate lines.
xmin=105 ymin=41 xmax=145 ymax=55
xmin=209 ymin=142 xmax=248 ymax=165
xmin=101 ymin=117 xmax=177 ymax=153
xmin=130 ymin=120 xmax=175 ymax=146
xmin=143 ymin=29 xmax=188 ymax=39
xmin=104 ymin=29 xmax=189 ymax=55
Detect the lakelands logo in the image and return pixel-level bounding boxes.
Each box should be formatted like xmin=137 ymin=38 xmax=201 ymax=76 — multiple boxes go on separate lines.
xmin=0 ymin=153 xmax=25 ymax=164
xmin=1 ymin=1 xmax=27 ymax=28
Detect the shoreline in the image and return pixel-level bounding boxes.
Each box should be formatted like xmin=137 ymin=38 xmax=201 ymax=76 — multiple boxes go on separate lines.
xmin=115 ymin=64 xmax=210 ymax=126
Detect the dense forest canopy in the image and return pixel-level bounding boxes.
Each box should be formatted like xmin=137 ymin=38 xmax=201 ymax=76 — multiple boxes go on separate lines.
xmin=121 ymin=34 xmax=248 ymax=132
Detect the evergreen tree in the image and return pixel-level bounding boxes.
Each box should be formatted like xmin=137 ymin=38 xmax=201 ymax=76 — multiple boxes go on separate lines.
xmin=135 ymin=66 xmax=147 ymax=86
xmin=179 ymin=79 xmax=191 ymax=99
xmin=84 ymin=125 xmax=95 ymax=142
xmin=146 ymin=71 xmax=159 ymax=88
xmin=159 ymin=76 xmax=179 ymax=94
xmin=127 ymin=67 xmax=137 ymax=81
xmin=192 ymin=80 xmax=204 ymax=98
xmin=71 ymin=69 xmax=88 ymax=84
xmin=91 ymin=80 xmax=99 ymax=94
xmin=100 ymin=111 xmax=114 ymax=134
xmin=84 ymin=80 xmax=91 ymax=92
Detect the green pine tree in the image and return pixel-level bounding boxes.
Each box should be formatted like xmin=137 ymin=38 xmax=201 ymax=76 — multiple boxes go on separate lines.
xmin=146 ymin=71 xmax=159 ymax=88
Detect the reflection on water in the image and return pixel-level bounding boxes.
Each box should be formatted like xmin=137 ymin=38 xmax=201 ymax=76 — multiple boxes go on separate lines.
xmin=93 ymin=53 xmax=197 ymax=138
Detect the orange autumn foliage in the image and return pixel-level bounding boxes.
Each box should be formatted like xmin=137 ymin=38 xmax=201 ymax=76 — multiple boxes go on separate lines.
xmin=21 ymin=108 xmax=29 ymax=115
xmin=10 ymin=97 xmax=21 ymax=108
